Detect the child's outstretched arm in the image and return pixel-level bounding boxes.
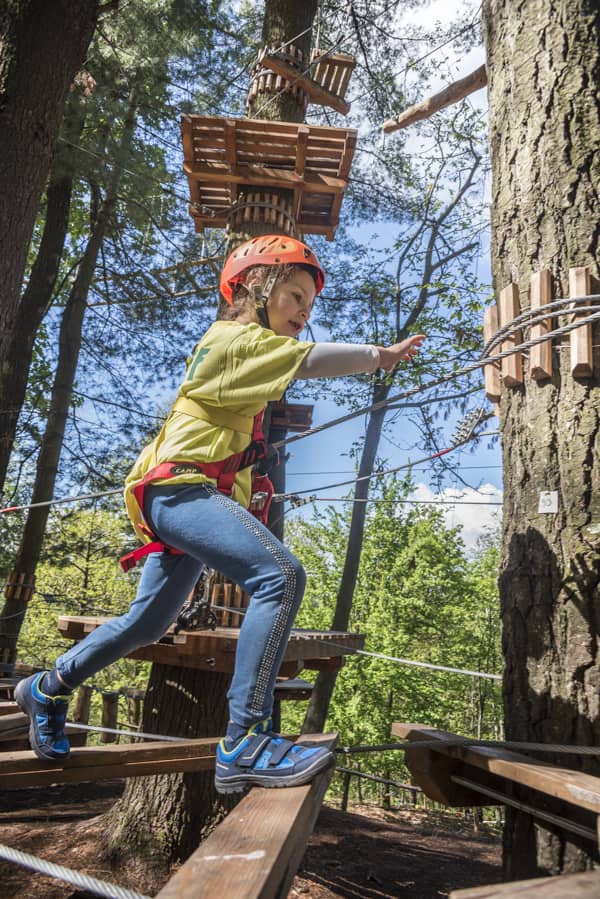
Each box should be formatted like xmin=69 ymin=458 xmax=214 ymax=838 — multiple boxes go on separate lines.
xmin=295 ymin=334 xmax=426 ymax=379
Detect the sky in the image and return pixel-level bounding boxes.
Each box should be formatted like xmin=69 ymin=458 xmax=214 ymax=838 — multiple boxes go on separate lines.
xmin=280 ymin=0 xmax=500 ymax=556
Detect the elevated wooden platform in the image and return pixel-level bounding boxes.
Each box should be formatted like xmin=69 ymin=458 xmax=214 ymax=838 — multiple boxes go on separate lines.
xmin=58 ymin=618 xmax=364 ymax=676
xmin=181 ymin=115 xmax=356 ymax=239
xmin=156 ymin=733 xmax=337 ymax=899
xmin=393 ymin=723 xmax=600 ymax=852
xmin=260 ymin=49 xmax=355 ymax=114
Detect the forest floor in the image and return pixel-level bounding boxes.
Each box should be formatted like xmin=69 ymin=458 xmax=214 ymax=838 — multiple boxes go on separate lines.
xmin=0 ymin=780 xmax=502 ymax=898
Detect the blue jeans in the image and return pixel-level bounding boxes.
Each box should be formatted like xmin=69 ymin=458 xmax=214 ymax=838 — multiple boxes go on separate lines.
xmin=56 ymin=484 xmax=306 ymax=727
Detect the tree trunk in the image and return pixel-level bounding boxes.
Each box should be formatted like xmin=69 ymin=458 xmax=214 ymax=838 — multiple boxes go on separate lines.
xmin=0 ymin=0 xmax=99 ymax=370
xmin=482 ymin=0 xmax=600 ymax=879
xmin=0 ymin=88 xmax=138 ymax=665
xmin=105 ymin=0 xmax=318 ymax=868
xmin=302 ymin=381 xmax=390 ymax=733
xmin=105 ymin=666 xmax=234 ymax=879
xmin=0 ymin=98 xmax=87 ymax=497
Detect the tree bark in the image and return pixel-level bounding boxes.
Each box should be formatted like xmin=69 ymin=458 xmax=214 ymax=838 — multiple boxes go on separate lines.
xmin=0 ymin=87 xmax=138 ymax=665
xmin=0 ymin=0 xmax=99 ymax=372
xmin=0 ymin=98 xmax=87 ymax=497
xmin=105 ymin=666 xmax=234 ymax=877
xmin=482 ymin=0 xmax=600 ymax=879
xmin=105 ymin=0 xmax=319 ymax=869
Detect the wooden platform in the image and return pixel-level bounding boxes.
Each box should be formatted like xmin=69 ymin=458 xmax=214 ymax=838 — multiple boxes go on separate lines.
xmin=156 ymin=733 xmax=337 ymax=899
xmin=181 ymin=115 xmax=356 ymax=239
xmin=58 ymin=618 xmax=364 ymax=675
xmin=393 ymin=723 xmax=600 ymax=850
xmin=260 ymin=49 xmax=355 ymax=114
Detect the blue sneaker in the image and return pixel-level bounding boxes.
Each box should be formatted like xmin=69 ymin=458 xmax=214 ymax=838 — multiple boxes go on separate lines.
xmin=215 ymin=719 xmax=334 ymax=794
xmin=14 ymin=672 xmax=71 ymax=761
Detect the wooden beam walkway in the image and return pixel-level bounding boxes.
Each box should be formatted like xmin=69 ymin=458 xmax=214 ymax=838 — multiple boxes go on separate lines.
xmin=156 ymin=734 xmax=336 ymax=899
xmin=394 ymin=722 xmax=600 ymax=899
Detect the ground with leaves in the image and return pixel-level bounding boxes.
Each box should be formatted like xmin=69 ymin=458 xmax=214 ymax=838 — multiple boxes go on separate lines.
xmin=0 ymin=781 xmax=501 ymax=898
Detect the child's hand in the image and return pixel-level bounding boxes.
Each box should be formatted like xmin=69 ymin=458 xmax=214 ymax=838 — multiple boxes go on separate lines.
xmin=378 ymin=334 xmax=426 ymax=371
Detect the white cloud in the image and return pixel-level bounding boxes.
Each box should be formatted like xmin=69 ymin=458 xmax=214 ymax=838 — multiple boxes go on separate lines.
xmin=410 ymin=481 xmax=502 ymax=555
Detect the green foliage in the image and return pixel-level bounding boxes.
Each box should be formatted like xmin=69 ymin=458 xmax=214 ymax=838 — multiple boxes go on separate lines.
xmin=282 ymin=477 xmax=501 ymax=792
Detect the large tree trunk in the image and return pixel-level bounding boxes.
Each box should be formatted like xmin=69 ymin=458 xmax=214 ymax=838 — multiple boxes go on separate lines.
xmin=105 ymin=666 xmax=233 ymax=881
xmin=482 ymin=0 xmax=600 ymax=879
xmin=0 ymin=0 xmax=99 ymax=380
xmin=105 ymin=0 xmax=318 ymax=870
xmin=0 ymin=98 xmax=87 ymax=496
xmin=0 ymin=88 xmax=138 ymax=666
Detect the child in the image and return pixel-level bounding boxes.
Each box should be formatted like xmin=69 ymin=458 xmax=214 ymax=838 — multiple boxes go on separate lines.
xmin=16 ymin=234 xmax=425 ymax=793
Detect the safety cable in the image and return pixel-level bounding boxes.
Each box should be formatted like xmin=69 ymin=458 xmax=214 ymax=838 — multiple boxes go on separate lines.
xmin=0 ymin=843 xmax=150 ymax=899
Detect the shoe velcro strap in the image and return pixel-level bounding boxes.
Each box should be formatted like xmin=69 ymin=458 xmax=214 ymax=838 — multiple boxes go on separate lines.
xmin=266 ymin=738 xmax=296 ymax=766
xmin=237 ymin=734 xmax=272 ymax=767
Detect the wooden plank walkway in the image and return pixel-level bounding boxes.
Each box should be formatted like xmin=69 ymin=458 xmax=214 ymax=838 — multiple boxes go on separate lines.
xmin=156 ymin=733 xmax=336 ymax=899
xmin=392 ymin=723 xmax=600 ymax=816
xmin=0 ymin=738 xmax=217 ymax=788
xmin=450 ymin=869 xmax=600 ymax=898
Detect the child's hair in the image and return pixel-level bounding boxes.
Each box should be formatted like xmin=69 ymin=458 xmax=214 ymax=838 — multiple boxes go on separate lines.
xmin=218 ymin=263 xmax=317 ymax=321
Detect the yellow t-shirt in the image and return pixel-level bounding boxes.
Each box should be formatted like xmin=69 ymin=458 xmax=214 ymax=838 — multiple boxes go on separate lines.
xmin=125 ymin=320 xmax=314 ymax=542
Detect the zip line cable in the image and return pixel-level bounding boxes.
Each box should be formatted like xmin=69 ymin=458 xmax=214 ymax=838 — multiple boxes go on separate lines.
xmin=2 ymin=295 xmax=598 ymax=515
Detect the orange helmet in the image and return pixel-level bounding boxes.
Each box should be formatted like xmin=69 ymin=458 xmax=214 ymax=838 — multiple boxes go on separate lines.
xmin=220 ymin=234 xmax=326 ymax=304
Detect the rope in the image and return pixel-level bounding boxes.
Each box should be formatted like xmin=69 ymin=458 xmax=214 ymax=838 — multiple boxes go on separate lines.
xmin=208 ymin=603 xmax=501 ymax=681
xmin=337 ymin=738 xmax=600 ymax=757
xmin=0 ymin=843 xmax=151 ymax=899
xmin=65 ymin=721 xmax=188 ymax=743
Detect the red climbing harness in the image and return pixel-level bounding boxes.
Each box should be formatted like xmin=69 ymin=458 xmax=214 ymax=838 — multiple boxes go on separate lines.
xmin=120 ymin=409 xmax=269 ymax=572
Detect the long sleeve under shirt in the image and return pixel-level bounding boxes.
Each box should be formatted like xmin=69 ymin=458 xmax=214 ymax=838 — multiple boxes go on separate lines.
xmin=296 ymin=342 xmax=380 ymax=379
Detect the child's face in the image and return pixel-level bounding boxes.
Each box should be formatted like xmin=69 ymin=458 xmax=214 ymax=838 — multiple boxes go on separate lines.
xmin=266 ymin=268 xmax=316 ymax=338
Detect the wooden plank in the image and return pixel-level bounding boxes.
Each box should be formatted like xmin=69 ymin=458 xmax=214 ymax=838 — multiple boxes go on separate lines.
xmin=224 ymin=118 xmax=237 ymax=169
xmin=569 ymin=266 xmax=593 ymax=377
xmin=156 ymin=733 xmax=336 ymax=899
xmin=0 ymin=738 xmax=217 ymax=788
xmin=499 ymin=283 xmax=523 ymax=386
xmin=450 ymin=869 xmax=600 ymax=898
xmin=0 ymin=701 xmax=17 ymax=717
xmin=261 ymin=52 xmax=350 ymax=114
xmin=296 ymin=125 xmax=309 ymax=177
xmin=483 ymin=304 xmax=501 ymax=401
xmin=529 ymin=270 xmax=553 ymax=380
xmin=183 ymin=162 xmax=347 ymax=194
xmin=392 ymin=724 xmax=600 ymax=815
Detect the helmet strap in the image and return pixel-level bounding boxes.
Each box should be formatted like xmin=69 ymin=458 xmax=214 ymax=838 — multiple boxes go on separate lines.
xmin=251 ymin=270 xmax=279 ymax=330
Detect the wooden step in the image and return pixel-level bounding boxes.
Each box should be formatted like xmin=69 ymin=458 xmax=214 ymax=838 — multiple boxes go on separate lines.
xmin=156 ymin=733 xmax=336 ymax=899
xmin=0 ymin=738 xmax=217 ymax=788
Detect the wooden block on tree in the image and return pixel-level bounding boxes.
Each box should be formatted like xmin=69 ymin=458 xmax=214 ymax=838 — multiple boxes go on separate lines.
xmin=499 ymin=283 xmax=523 ymax=386
xmin=155 ymin=733 xmax=337 ymax=899
xmin=450 ymin=869 xmax=600 ymax=898
xmin=529 ymin=269 xmax=553 ymax=379
xmin=260 ymin=51 xmax=351 ymax=114
xmin=569 ymin=266 xmax=593 ymax=377
xmin=482 ymin=304 xmax=501 ymax=401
